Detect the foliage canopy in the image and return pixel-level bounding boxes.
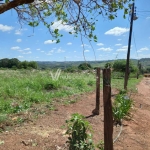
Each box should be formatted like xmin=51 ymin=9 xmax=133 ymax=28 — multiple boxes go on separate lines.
xmin=0 ymin=58 xmax=37 ymax=69
xmin=113 ymin=60 xmax=137 ymax=73
xmin=0 ymin=0 xmax=134 ymax=42
xmin=78 ymin=63 xmax=92 ymax=70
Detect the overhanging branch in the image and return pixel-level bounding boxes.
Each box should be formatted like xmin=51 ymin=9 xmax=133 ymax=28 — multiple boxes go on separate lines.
xmin=0 ymin=0 xmax=34 ymax=14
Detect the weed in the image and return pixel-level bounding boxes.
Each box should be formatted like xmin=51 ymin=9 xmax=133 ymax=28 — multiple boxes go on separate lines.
xmin=87 ymin=80 xmax=95 ymax=86
xmin=96 ymin=141 xmax=104 ymax=150
xmin=44 ymin=83 xmax=58 ymax=90
xmin=65 ymin=113 xmax=105 ymax=150
xmin=0 ymin=114 xmax=8 ymax=124
xmin=16 ymin=117 xmax=26 ymax=124
xmin=66 ymin=113 xmax=95 ymax=150
xmin=64 ymin=99 xmax=77 ymax=105
xmin=112 ymin=94 xmax=133 ymax=125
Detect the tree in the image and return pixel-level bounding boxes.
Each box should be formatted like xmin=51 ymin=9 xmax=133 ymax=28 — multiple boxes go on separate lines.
xmin=28 ymin=61 xmax=38 ymax=69
xmin=19 ymin=60 xmax=29 ymax=69
xmin=78 ymin=63 xmax=92 ymax=70
xmin=104 ymin=62 xmax=112 ymax=69
xmin=0 ymin=0 xmax=132 ymax=42
xmin=0 ymin=58 xmax=9 ymax=68
xmin=8 ymin=58 xmax=20 ymax=68
xmin=113 ymin=60 xmax=136 ymax=73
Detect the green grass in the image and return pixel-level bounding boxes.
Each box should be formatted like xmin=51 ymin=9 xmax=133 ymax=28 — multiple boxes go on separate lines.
xmin=0 ymin=69 xmax=142 ymax=130
xmin=0 ymin=70 xmax=96 ymax=114
xmin=112 ymin=77 xmax=142 ymax=92
xmin=0 ymin=70 xmax=142 ymax=114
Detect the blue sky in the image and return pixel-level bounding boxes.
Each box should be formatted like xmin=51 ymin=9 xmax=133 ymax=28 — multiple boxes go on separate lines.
xmin=0 ymin=0 xmax=150 ymax=62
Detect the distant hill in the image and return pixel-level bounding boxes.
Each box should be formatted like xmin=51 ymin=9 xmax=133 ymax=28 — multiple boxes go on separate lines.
xmin=36 ymin=58 xmax=150 ymax=70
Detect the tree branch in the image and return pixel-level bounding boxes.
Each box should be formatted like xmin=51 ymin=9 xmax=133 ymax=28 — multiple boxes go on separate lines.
xmin=0 ymin=0 xmax=34 ymax=14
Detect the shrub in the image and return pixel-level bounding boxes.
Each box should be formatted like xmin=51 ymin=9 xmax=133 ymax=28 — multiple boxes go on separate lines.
xmin=78 ymin=63 xmax=92 ymax=70
xmin=66 ymin=113 xmax=95 ymax=150
xmin=112 ymin=93 xmax=132 ymax=125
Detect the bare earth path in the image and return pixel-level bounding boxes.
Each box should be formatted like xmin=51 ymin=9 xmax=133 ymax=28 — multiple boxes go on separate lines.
xmin=114 ymin=77 xmax=150 ymax=150
xmin=0 ymin=77 xmax=150 ymax=150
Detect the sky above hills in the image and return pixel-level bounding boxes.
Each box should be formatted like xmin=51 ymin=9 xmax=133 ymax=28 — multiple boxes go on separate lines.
xmin=0 ymin=0 xmax=150 ymax=62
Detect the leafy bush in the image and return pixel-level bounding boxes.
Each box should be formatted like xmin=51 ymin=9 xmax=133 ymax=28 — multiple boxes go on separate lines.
xmin=65 ymin=113 xmax=104 ymax=150
xmin=78 ymin=63 xmax=92 ymax=70
xmin=112 ymin=94 xmax=133 ymax=125
xmin=104 ymin=62 xmax=112 ymax=69
xmin=64 ymin=67 xmax=78 ymax=73
xmin=113 ymin=60 xmax=137 ymax=73
xmin=0 ymin=58 xmax=37 ymax=69
xmin=66 ymin=113 xmax=95 ymax=150
xmin=44 ymin=81 xmax=60 ymax=90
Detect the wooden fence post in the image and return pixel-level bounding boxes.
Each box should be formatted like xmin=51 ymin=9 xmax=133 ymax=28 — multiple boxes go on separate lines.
xmin=92 ymin=68 xmax=100 ymax=115
xmin=103 ymin=69 xmax=113 ymax=150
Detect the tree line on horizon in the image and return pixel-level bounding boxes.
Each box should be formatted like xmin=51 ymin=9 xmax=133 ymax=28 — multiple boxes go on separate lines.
xmin=0 ymin=58 xmax=37 ymax=69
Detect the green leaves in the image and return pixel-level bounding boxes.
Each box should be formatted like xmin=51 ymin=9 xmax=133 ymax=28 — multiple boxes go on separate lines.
xmin=54 ymin=28 xmax=59 ymax=35
xmin=43 ymin=10 xmax=52 ymax=16
xmin=65 ymin=113 xmax=95 ymax=150
xmin=2 ymin=0 xmax=132 ymax=43
xmin=5 ymin=0 xmax=9 ymax=3
xmin=109 ymin=14 xmax=115 ymax=20
xmin=112 ymin=93 xmax=133 ymax=125
xmin=28 ymin=21 xmax=39 ymax=27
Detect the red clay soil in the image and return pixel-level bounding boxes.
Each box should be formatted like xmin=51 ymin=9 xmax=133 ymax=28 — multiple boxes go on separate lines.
xmin=0 ymin=77 xmax=150 ymax=150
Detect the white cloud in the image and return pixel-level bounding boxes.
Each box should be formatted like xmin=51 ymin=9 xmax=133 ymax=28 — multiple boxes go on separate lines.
xmin=113 ymin=53 xmax=118 ymax=55
xmin=115 ymin=43 xmax=122 ymax=46
xmin=84 ymin=50 xmax=90 ymax=52
xmin=146 ymin=17 xmax=150 ymax=20
xmin=46 ymin=52 xmax=53 ymax=55
xmin=15 ymin=28 xmax=27 ymax=35
xmin=23 ymin=51 xmax=32 ymax=54
xmin=97 ymin=43 xmax=104 ymax=46
xmin=49 ymin=50 xmax=54 ymax=53
xmin=105 ymin=27 xmax=129 ymax=36
xmin=81 ymin=44 xmax=90 ymax=47
xmin=122 ymin=45 xmax=128 ymax=49
xmin=116 ymin=45 xmax=128 ymax=52
xmin=57 ymin=48 xmax=65 ymax=53
xmin=36 ymin=48 xmax=40 ymax=51
xmin=67 ymin=42 xmax=72 ymax=45
xmin=18 ymin=56 xmax=23 ymax=58
xmin=0 ymin=24 xmax=13 ymax=32
xmin=137 ymin=47 xmax=149 ymax=52
xmin=16 ymin=39 xmax=22 ymax=42
xmin=51 ymin=20 xmax=73 ymax=32
xmin=11 ymin=46 xmax=20 ymax=50
xmin=44 ymin=40 xmax=56 ymax=44
xmin=138 ymin=53 xmax=150 ymax=58
xmin=24 ymin=48 xmax=30 ymax=51
xmin=117 ymin=48 xmax=127 ymax=52
xmin=139 ymin=47 xmax=149 ymax=51
xmin=15 ymin=29 xmax=22 ymax=35
xmin=97 ymin=47 xmax=113 ymax=51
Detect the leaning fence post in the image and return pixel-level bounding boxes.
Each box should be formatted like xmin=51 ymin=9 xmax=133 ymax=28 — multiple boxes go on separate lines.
xmin=92 ymin=67 xmax=100 ymax=115
xmin=103 ymin=69 xmax=113 ymax=150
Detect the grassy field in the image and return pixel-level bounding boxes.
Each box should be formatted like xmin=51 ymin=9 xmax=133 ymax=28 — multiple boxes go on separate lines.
xmin=0 ymin=69 xmax=142 ymax=130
